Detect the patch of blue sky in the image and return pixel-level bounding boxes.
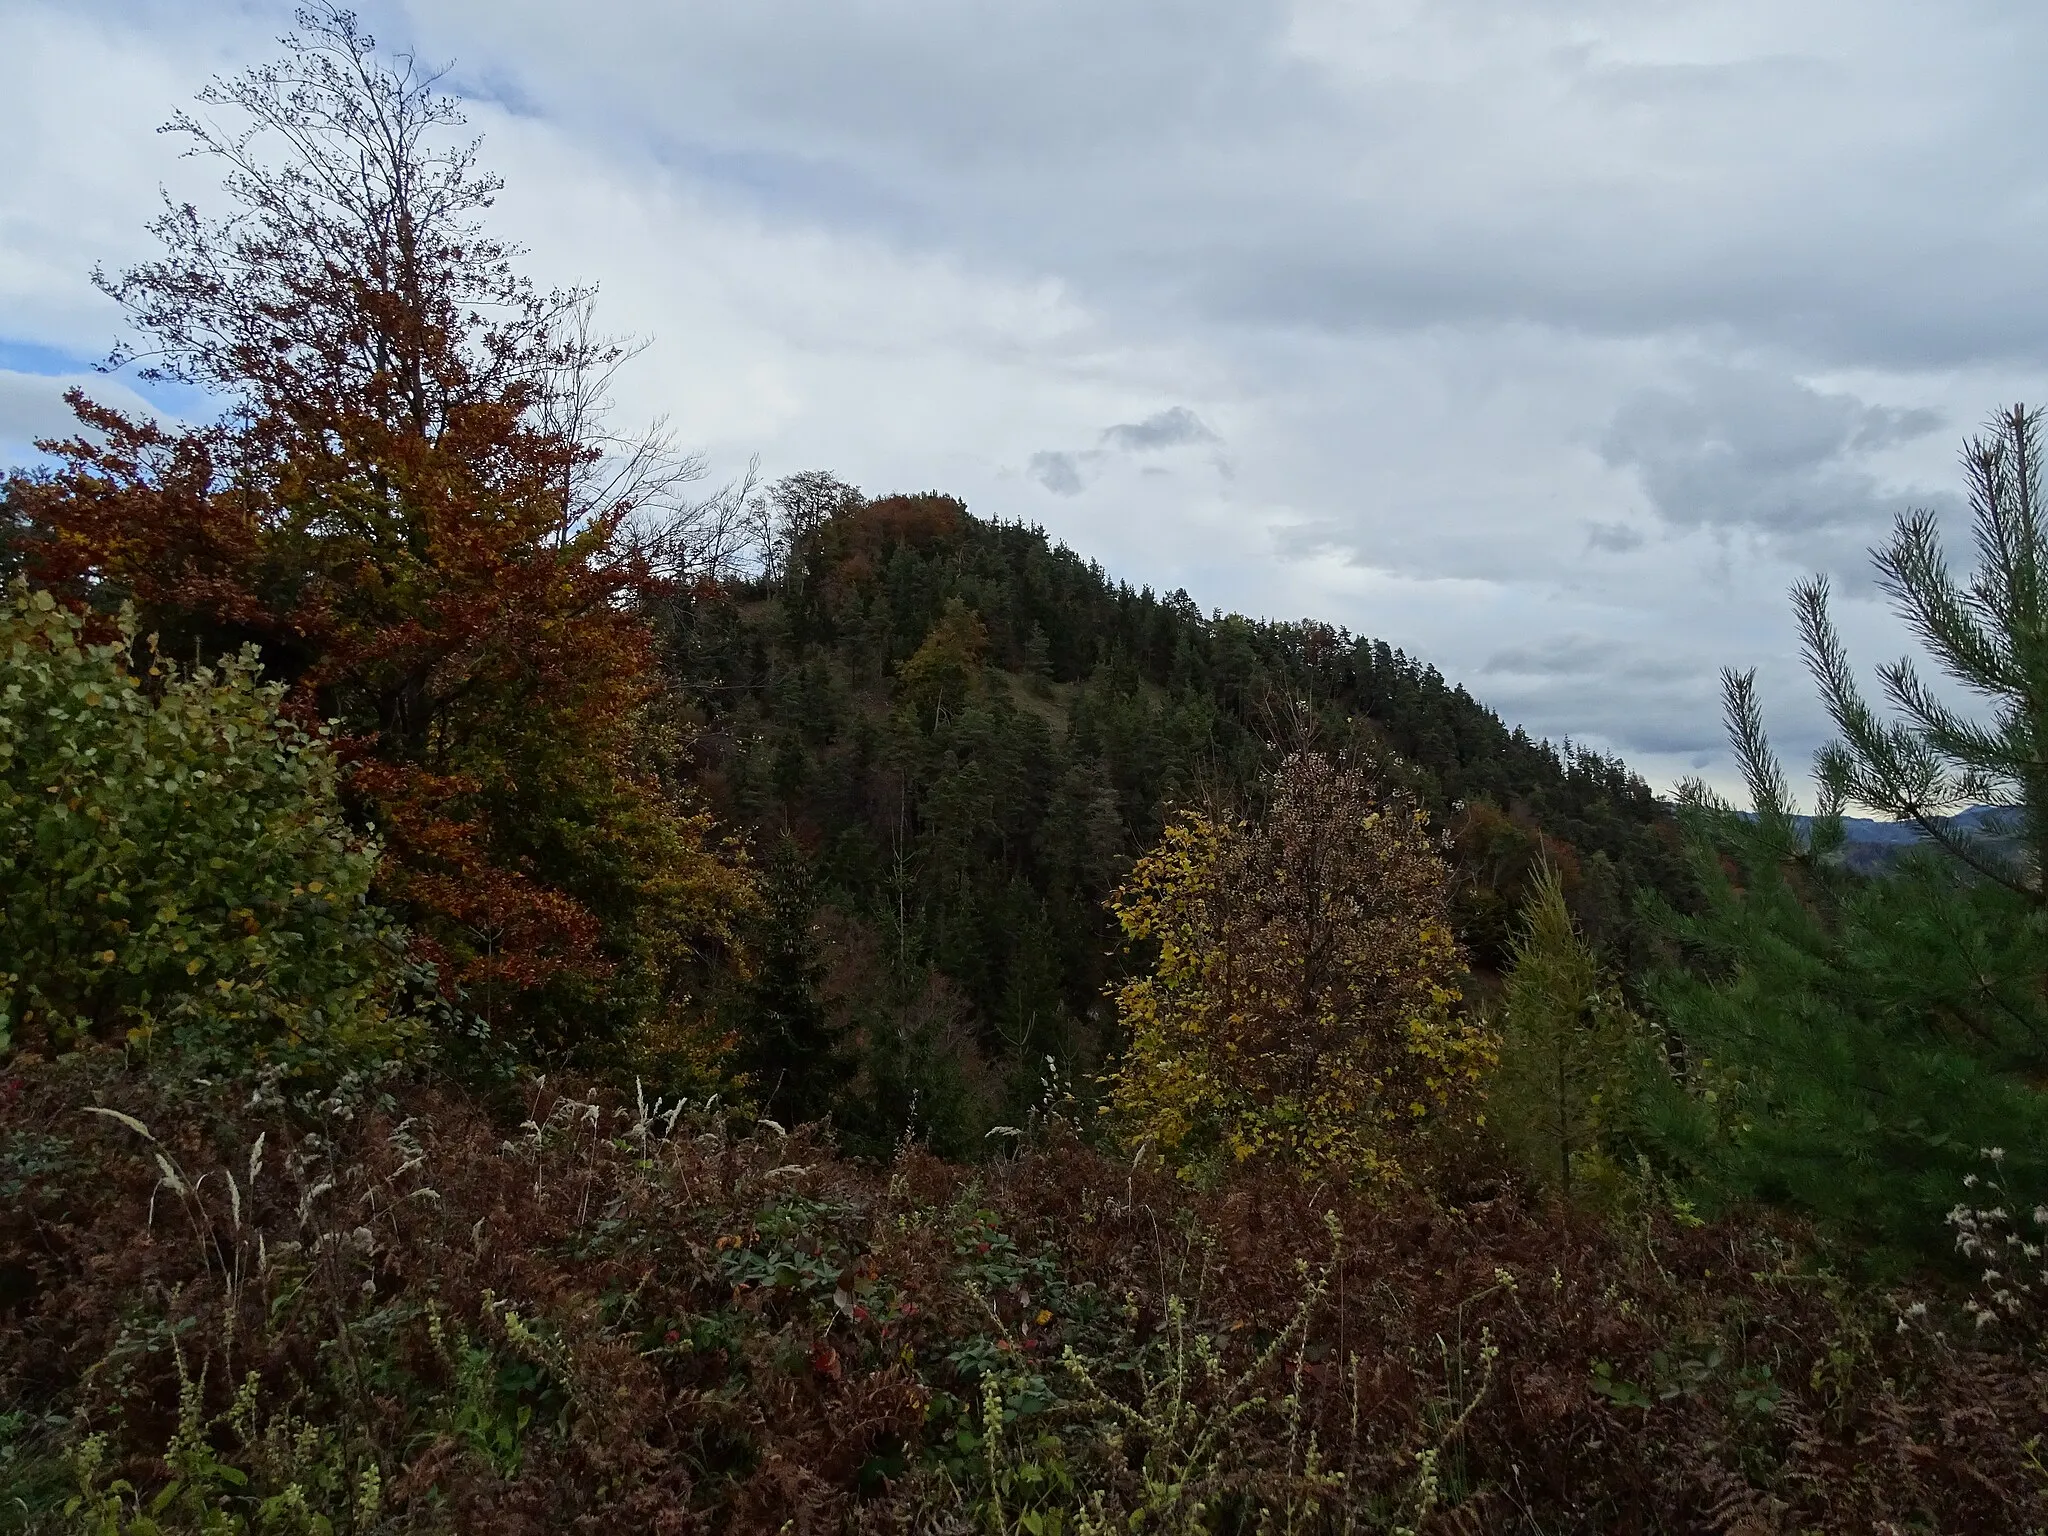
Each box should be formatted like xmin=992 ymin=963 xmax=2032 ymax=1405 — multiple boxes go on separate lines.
xmin=122 ymin=372 xmax=216 ymax=422
xmin=0 ymin=338 xmax=92 ymax=375
xmin=0 ymin=334 xmax=214 ymax=418
xmin=0 ymin=343 xmax=219 ymax=487
xmin=437 ymin=60 xmax=928 ymax=239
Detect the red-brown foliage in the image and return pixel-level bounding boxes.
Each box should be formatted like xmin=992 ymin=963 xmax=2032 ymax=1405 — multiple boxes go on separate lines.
xmin=5 ymin=10 xmax=752 ymax=1051
xmin=809 ymin=493 xmax=967 ymax=595
xmin=4 ymin=1053 xmax=2040 ymax=1532
xmin=847 ymin=494 xmax=966 ymax=551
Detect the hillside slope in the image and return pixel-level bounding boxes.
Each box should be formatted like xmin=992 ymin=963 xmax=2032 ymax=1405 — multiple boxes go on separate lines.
xmin=659 ymin=493 xmax=1686 ymax=1148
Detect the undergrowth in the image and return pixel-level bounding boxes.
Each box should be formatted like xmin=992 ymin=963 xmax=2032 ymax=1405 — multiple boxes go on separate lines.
xmin=3 ymin=1053 xmax=2043 ymax=1532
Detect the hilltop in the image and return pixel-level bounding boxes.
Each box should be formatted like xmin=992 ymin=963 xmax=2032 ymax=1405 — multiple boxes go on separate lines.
xmin=657 ymin=493 xmax=1688 ymax=1147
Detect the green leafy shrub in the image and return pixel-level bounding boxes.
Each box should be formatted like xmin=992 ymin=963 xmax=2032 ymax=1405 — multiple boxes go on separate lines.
xmin=0 ymin=581 xmax=414 ymax=1069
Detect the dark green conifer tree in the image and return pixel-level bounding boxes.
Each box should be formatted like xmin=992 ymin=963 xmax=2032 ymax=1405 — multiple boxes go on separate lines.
xmin=736 ymin=836 xmax=849 ymax=1125
xmin=658 ymin=482 xmax=1685 ymax=1147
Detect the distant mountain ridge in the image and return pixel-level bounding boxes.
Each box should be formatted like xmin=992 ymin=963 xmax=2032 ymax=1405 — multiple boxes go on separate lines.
xmin=1783 ymin=805 xmax=2021 ymax=872
xmin=660 ymin=500 xmax=1691 ymax=1146
xmin=1816 ymin=806 xmax=2011 ymax=844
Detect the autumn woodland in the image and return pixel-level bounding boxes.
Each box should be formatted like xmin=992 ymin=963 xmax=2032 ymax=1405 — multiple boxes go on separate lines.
xmin=8 ymin=9 xmax=2048 ymax=1532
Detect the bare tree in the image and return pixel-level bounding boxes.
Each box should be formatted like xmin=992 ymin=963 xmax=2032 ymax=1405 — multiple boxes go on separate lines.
xmin=533 ymin=293 xmax=765 ymax=583
xmin=101 ymin=3 xmax=581 ymax=441
xmin=756 ymin=470 xmax=863 ymax=591
xmin=637 ymin=455 xmax=765 ymax=588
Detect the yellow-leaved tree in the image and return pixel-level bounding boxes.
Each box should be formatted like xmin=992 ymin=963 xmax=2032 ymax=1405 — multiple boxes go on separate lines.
xmin=1107 ymin=751 xmax=1494 ymax=1184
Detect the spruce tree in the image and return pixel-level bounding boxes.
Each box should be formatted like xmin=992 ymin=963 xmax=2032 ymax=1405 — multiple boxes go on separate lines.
xmin=736 ymin=836 xmax=848 ymax=1125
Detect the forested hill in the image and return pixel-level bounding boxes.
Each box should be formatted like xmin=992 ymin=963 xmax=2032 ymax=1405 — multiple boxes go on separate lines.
xmin=661 ymin=487 xmax=1685 ymax=1150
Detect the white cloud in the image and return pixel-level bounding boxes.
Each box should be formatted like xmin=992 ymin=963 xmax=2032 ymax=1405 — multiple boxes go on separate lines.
xmin=0 ymin=369 xmax=171 ymax=471
xmin=0 ymin=4 xmax=268 ymax=351
xmin=7 ymin=0 xmax=2048 ymax=800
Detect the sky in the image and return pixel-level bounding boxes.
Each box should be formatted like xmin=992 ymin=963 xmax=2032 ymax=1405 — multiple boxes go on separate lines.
xmin=6 ymin=0 xmax=2047 ymax=801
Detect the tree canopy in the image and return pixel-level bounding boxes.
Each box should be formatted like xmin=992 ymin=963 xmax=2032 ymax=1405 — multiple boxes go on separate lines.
xmin=6 ymin=4 xmax=754 ymax=1064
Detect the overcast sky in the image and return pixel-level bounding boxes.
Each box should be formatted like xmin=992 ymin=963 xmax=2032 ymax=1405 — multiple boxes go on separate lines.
xmin=7 ymin=1 xmax=2047 ymax=800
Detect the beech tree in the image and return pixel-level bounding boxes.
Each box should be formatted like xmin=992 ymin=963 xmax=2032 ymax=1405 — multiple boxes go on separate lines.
xmin=896 ymin=598 xmax=989 ymax=727
xmin=755 ymin=470 xmax=862 ymax=595
xmin=5 ymin=5 xmax=753 ymax=1060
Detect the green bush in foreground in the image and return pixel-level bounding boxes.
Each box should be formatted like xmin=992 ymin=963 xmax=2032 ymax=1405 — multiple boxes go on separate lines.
xmin=0 ymin=581 xmax=413 ymax=1069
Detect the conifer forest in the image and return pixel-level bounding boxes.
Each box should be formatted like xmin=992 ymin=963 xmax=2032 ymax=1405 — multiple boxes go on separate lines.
xmin=8 ymin=8 xmax=2048 ymax=1531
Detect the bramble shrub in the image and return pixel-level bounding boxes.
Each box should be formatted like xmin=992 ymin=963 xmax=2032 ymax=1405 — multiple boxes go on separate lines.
xmin=0 ymin=581 xmax=414 ymax=1069
xmin=5 ymin=1057 xmax=2042 ymax=1531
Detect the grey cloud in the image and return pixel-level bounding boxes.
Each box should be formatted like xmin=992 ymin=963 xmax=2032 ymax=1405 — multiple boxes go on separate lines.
xmin=1270 ymin=516 xmax=1365 ymax=565
xmin=1476 ymin=671 xmax=1725 ymax=757
xmin=1027 ymin=449 xmax=1088 ymax=497
xmin=1468 ymin=627 xmax=1730 ymax=759
xmin=18 ymin=0 xmax=2048 ymax=799
xmin=1482 ymin=634 xmax=1625 ymax=677
xmin=409 ymin=1 xmax=2048 ymax=369
xmin=1585 ymin=520 xmax=1645 ymax=553
xmin=1027 ymin=405 xmax=1222 ymax=497
xmin=1482 ymin=633 xmax=1696 ymax=685
xmin=1599 ymin=367 xmax=1943 ymax=559
xmin=1568 ymin=52 xmax=1835 ymax=108
xmin=1851 ymin=405 xmax=1944 ymax=453
xmin=1101 ymin=406 xmax=1217 ymax=452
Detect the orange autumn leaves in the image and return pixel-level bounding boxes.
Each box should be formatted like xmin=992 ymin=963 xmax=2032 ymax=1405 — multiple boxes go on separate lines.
xmin=7 ymin=10 xmax=753 ymax=1060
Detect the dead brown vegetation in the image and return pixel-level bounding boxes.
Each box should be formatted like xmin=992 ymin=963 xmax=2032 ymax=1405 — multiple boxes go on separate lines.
xmin=3 ymin=1054 xmax=2042 ymax=1532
